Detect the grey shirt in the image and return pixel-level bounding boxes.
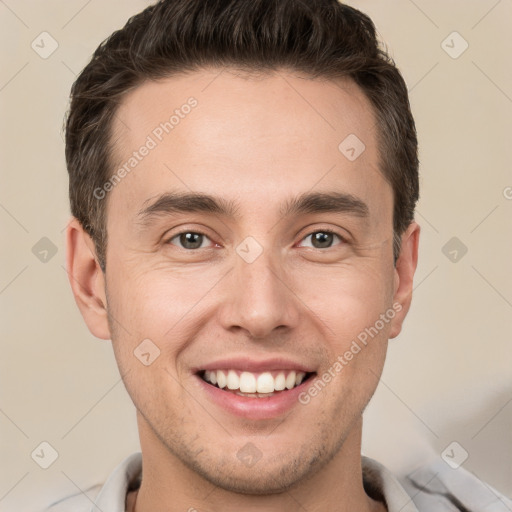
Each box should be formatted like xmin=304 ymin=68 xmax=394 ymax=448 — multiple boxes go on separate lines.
xmin=44 ymin=452 xmax=512 ymax=511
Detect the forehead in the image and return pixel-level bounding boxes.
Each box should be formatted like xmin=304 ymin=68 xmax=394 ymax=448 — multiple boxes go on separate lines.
xmin=108 ymin=69 xmax=388 ymax=221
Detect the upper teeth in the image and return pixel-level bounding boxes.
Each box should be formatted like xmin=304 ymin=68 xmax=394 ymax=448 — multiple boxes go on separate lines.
xmin=203 ymin=370 xmax=306 ymax=393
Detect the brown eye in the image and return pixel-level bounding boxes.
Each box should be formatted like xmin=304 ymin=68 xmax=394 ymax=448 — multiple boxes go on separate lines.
xmin=299 ymin=231 xmax=344 ymax=249
xmin=169 ymin=232 xmax=210 ymax=250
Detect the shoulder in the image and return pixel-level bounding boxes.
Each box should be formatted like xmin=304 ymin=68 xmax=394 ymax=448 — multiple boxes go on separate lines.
xmin=42 ymin=484 xmax=102 ymax=511
xmin=363 ymin=455 xmax=512 ymax=511
xmin=41 ymin=452 xmax=142 ymax=512
xmin=399 ymin=457 xmax=512 ymax=511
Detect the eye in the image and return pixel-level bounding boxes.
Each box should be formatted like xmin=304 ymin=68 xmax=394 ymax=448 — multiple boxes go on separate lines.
xmin=168 ymin=231 xmax=213 ymax=250
xmin=298 ymin=230 xmax=345 ymax=249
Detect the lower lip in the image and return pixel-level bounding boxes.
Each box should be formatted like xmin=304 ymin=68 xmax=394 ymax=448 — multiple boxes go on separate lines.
xmin=195 ymin=374 xmax=313 ymax=420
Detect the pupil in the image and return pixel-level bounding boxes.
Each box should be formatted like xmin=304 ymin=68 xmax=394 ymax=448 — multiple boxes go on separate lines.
xmin=181 ymin=232 xmax=202 ymax=249
xmin=313 ymin=232 xmax=333 ymax=248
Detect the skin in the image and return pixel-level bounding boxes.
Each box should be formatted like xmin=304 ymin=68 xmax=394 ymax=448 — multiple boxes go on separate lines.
xmin=67 ymin=68 xmax=419 ymax=512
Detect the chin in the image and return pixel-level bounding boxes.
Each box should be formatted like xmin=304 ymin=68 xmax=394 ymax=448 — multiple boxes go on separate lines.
xmin=184 ymin=443 xmax=330 ymax=495
xmin=199 ymin=465 xmax=306 ymax=495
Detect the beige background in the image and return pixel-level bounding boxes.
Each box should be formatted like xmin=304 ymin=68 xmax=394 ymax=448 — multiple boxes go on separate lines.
xmin=1 ymin=1 xmax=511 ymax=510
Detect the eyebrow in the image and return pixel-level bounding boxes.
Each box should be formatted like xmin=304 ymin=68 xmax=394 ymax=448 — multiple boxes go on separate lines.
xmin=281 ymin=191 xmax=368 ymax=218
xmin=137 ymin=192 xmax=241 ymax=225
xmin=136 ymin=190 xmax=369 ymax=226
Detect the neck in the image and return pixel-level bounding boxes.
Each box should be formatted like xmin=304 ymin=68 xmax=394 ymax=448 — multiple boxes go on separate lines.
xmin=132 ymin=414 xmax=385 ymax=512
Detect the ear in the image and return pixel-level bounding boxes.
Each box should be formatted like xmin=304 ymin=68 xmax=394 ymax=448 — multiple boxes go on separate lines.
xmin=66 ymin=217 xmax=111 ymax=340
xmin=389 ymin=221 xmax=420 ymax=339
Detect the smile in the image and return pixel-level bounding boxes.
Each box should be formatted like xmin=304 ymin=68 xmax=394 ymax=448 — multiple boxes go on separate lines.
xmin=192 ymin=357 xmax=317 ymax=419
xmin=200 ymin=369 xmax=314 ymax=397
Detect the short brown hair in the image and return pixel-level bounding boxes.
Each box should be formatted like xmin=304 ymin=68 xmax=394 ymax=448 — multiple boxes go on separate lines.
xmin=65 ymin=0 xmax=419 ymax=271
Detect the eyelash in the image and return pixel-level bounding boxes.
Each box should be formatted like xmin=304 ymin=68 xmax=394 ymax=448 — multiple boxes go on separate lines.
xmin=166 ymin=228 xmax=347 ymax=250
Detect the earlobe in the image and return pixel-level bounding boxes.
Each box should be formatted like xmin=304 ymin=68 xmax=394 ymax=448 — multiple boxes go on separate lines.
xmin=389 ymin=222 xmax=420 ymax=339
xmin=66 ymin=217 xmax=111 ymax=340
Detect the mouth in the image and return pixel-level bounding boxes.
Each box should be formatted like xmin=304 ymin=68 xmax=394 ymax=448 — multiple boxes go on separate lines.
xmin=192 ymin=357 xmax=318 ymax=419
xmin=198 ymin=369 xmax=316 ymax=398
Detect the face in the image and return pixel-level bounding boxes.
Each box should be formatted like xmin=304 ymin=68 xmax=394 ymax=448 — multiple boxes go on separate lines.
xmin=71 ymin=69 xmax=418 ymax=493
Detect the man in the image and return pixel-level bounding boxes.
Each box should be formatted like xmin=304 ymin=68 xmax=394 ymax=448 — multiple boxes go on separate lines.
xmin=50 ymin=0 xmax=511 ymax=510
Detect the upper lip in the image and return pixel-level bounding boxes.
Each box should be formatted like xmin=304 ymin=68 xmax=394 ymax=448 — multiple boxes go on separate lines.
xmin=193 ymin=357 xmax=316 ymax=374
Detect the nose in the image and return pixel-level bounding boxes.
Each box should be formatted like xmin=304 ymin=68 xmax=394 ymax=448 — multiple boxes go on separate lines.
xmin=218 ymin=245 xmax=301 ymax=340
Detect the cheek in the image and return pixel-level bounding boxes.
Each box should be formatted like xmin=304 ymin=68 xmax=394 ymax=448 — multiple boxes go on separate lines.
xmin=106 ymin=250 xmax=394 ymax=366
xmin=105 ymin=263 xmax=228 ymax=381
xmin=109 ymin=263 xmax=219 ymax=334
xmin=292 ymin=260 xmax=394 ymax=343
